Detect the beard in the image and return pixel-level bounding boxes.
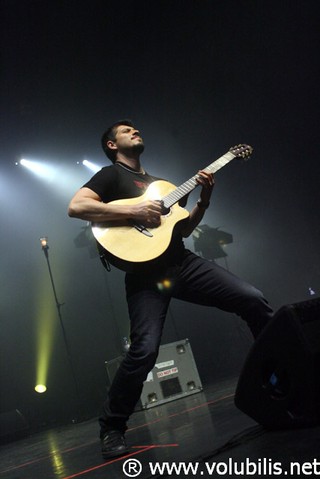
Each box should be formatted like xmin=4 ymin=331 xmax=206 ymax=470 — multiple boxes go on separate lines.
xmin=128 ymin=141 xmax=145 ymax=156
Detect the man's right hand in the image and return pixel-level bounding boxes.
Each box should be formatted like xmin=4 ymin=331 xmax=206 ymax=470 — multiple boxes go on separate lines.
xmin=131 ymin=200 xmax=163 ymax=227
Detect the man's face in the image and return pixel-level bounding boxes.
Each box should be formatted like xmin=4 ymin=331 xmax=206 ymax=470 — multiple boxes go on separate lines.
xmin=113 ymin=124 xmax=145 ymax=156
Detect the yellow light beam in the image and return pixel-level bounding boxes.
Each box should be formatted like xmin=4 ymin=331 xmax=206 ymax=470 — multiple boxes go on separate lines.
xmin=35 ymin=281 xmax=57 ymax=391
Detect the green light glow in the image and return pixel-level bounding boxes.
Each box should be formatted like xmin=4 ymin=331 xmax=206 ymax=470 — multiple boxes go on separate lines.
xmin=35 ymin=282 xmax=56 ymax=392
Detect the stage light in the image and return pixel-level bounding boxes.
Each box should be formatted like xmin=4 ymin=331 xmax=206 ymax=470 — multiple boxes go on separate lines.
xmin=40 ymin=237 xmax=48 ymax=250
xmin=37 ymin=236 xmax=79 ymax=407
xmin=82 ymin=160 xmax=101 ymax=173
xmin=19 ymin=158 xmax=57 ymax=181
xmin=35 ymin=242 xmax=57 ymax=398
xmin=35 ymin=289 xmax=56 ymax=396
xmin=35 ymin=384 xmax=47 ymax=394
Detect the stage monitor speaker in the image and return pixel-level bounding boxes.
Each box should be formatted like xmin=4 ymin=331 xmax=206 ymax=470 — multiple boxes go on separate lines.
xmin=235 ymin=297 xmax=320 ymax=429
xmin=105 ymin=339 xmax=203 ymax=410
xmin=0 ymin=409 xmax=29 ymax=444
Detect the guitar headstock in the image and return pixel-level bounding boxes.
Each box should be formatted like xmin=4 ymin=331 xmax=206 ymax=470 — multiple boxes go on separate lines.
xmin=229 ymin=144 xmax=253 ymax=160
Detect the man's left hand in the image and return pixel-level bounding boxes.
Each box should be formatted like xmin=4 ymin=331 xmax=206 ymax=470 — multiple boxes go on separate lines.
xmin=196 ymin=170 xmax=215 ymax=202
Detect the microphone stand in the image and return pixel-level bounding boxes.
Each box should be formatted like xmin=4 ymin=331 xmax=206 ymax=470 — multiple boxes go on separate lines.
xmin=40 ymin=238 xmax=81 ymax=422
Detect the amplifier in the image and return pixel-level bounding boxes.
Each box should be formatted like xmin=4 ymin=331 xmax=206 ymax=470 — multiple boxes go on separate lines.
xmin=105 ymin=339 xmax=203 ymax=409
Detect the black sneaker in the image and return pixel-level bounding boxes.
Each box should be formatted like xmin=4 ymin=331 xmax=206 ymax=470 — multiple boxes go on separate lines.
xmin=101 ymin=430 xmax=129 ymax=459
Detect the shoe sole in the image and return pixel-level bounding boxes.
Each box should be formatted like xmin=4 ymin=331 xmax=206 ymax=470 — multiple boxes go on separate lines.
xmin=102 ymin=447 xmax=129 ymax=459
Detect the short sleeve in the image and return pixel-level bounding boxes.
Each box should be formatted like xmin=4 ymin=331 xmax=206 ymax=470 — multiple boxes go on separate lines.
xmin=82 ymin=166 xmax=118 ymax=202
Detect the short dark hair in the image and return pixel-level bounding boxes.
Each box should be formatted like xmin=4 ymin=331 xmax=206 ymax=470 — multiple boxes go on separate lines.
xmin=101 ymin=119 xmax=134 ymax=163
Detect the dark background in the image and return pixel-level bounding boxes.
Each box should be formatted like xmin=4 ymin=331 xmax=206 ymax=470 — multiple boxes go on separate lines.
xmin=1 ymin=0 xmax=319 ymax=430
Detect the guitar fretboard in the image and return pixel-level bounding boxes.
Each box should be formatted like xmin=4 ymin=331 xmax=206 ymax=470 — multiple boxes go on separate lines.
xmin=162 ymin=151 xmax=236 ymax=209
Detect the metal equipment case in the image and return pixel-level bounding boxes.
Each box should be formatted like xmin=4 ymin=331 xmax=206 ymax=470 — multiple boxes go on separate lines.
xmin=105 ymin=339 xmax=203 ymax=409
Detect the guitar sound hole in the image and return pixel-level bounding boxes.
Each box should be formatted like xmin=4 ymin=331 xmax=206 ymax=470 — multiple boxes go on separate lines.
xmin=161 ymin=205 xmax=170 ymax=216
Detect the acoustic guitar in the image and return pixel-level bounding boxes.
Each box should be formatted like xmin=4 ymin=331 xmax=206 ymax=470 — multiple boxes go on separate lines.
xmin=92 ymin=144 xmax=252 ymax=271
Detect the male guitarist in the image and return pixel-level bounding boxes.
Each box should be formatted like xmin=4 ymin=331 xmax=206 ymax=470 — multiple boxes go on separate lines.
xmin=68 ymin=119 xmax=273 ymax=459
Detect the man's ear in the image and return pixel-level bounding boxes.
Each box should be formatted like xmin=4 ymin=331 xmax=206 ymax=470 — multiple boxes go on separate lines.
xmin=106 ymin=140 xmax=117 ymax=151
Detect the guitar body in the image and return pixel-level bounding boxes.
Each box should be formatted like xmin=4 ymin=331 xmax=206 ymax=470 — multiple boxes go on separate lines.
xmin=92 ymin=180 xmax=189 ymax=271
xmin=91 ymin=145 xmax=253 ymax=272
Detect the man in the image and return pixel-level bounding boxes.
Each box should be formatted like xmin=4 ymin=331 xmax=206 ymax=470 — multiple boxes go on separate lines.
xmin=68 ymin=120 xmax=273 ymax=459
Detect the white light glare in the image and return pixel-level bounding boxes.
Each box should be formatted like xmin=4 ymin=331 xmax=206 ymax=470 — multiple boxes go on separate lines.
xmin=19 ymin=159 xmax=56 ymax=181
xmin=82 ymin=160 xmax=101 ymax=173
xmin=35 ymin=384 xmax=47 ymax=394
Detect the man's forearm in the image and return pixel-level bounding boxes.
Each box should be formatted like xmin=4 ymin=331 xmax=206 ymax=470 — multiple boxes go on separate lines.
xmin=68 ymin=198 xmax=133 ymax=222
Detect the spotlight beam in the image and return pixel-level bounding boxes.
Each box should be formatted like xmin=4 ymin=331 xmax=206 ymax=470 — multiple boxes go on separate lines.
xmin=40 ymin=238 xmax=81 ymax=417
xmin=82 ymin=160 xmax=101 ymax=173
xmin=19 ymin=159 xmax=57 ymax=181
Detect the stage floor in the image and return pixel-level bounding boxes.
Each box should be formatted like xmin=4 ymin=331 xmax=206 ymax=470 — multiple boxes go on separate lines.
xmin=1 ymin=378 xmax=320 ymax=478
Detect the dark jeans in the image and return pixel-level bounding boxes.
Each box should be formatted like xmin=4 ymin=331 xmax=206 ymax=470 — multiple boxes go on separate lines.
xmin=99 ymin=249 xmax=273 ymax=436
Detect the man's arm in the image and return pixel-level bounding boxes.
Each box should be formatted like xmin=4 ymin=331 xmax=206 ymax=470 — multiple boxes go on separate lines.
xmin=181 ymin=170 xmax=214 ymax=238
xmin=68 ymin=187 xmax=163 ymax=226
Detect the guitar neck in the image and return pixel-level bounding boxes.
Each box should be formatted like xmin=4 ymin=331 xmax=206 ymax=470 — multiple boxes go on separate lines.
xmin=162 ymin=151 xmax=236 ymax=209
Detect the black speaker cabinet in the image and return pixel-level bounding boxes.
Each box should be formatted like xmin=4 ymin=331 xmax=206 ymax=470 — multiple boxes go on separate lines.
xmin=105 ymin=339 xmax=203 ymax=410
xmin=235 ymin=298 xmax=320 ymax=429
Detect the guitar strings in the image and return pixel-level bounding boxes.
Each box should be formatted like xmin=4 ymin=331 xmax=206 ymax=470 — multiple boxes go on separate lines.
xmin=163 ymin=152 xmax=235 ymax=208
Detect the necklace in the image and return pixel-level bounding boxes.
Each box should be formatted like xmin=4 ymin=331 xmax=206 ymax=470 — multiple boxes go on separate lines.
xmin=115 ymin=161 xmax=145 ymax=175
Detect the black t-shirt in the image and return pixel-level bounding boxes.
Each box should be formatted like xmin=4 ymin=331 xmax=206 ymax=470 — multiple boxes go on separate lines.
xmin=83 ymin=162 xmax=186 ymax=272
xmin=83 ymin=162 xmax=158 ymax=202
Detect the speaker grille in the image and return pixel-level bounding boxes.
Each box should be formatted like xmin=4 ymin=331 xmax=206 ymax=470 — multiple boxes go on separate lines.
xmin=160 ymin=377 xmax=183 ymax=398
